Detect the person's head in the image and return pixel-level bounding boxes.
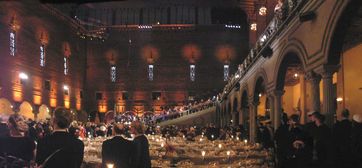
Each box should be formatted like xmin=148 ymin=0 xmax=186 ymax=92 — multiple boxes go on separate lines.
xmin=288 ymin=114 xmax=300 ymax=126
xmin=314 ymin=113 xmax=325 ymax=126
xmin=130 ymin=120 xmax=144 ymax=135
xmin=52 ymin=107 xmax=72 ymax=129
xmin=307 ymin=111 xmax=318 ymax=122
xmin=281 ymin=112 xmax=288 ymax=125
xmin=341 ymin=109 xmax=350 ymax=119
xmin=7 ymin=114 xmax=28 ymax=136
xmin=113 ymin=123 xmax=125 ymax=135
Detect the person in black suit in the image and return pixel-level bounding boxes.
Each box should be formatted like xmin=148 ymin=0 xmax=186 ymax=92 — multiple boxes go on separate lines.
xmin=130 ymin=120 xmax=151 ymax=168
xmin=102 ymin=123 xmax=133 ymax=168
xmin=35 ymin=107 xmax=84 ymax=168
xmin=333 ymin=109 xmax=352 ymax=168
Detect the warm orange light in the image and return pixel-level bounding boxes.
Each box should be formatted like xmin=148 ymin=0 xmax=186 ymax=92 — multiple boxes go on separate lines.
xmin=105 ymin=49 xmax=119 ymax=65
xmin=64 ymin=100 xmax=70 ymax=109
xmin=33 ymin=95 xmax=42 ymax=105
xmin=13 ymin=90 xmax=23 ymax=102
xmin=76 ymin=102 xmax=81 ymax=110
xmin=98 ymin=104 xmax=107 ymax=113
xmin=62 ymin=42 xmax=71 ymax=57
xmin=50 ymin=98 xmax=57 ymax=108
xmin=141 ymin=45 xmax=159 ymax=64
xmin=215 ymin=45 xmax=236 ymax=63
xmin=182 ymin=44 xmax=201 ymax=64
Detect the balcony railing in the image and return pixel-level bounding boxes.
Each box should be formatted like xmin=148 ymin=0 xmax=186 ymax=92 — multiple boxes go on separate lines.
xmin=220 ymin=0 xmax=307 ymax=101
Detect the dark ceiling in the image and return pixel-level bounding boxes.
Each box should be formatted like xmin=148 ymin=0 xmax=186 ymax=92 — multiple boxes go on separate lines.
xmin=40 ymin=0 xmax=126 ymax=4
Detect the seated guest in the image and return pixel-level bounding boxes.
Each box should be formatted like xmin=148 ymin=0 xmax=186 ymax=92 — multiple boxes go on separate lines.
xmin=102 ymin=123 xmax=133 ymax=168
xmin=36 ymin=107 xmax=84 ymax=168
xmin=0 ymin=114 xmax=36 ymax=164
xmin=130 ymin=120 xmax=151 ymax=168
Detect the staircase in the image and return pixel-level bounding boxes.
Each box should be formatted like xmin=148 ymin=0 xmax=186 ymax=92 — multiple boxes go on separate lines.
xmin=156 ymin=106 xmax=216 ymax=127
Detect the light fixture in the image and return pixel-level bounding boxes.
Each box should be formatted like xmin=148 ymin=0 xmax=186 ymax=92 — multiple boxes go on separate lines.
xmin=259 ymin=6 xmax=267 ymax=16
xmin=259 ymin=93 xmax=262 ymax=97
xmin=294 ymin=73 xmax=299 ymax=78
xmin=336 ymin=97 xmax=343 ymax=102
xmin=250 ymin=23 xmax=257 ymax=31
xmin=63 ymin=85 xmax=69 ymax=91
xmin=19 ymin=72 xmax=29 ymax=80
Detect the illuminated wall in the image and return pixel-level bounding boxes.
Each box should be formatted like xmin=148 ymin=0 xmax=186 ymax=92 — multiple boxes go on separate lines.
xmin=336 ymin=44 xmax=362 ymax=119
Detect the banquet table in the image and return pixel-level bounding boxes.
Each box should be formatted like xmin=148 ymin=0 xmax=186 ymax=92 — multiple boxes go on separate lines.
xmin=81 ymin=135 xmax=274 ymax=168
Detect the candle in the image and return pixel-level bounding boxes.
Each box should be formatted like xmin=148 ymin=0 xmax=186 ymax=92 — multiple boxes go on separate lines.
xmin=218 ymin=144 xmax=222 ymax=149
xmin=236 ymin=137 xmax=239 ymax=141
xmin=199 ymin=138 xmax=203 ymax=142
xmin=211 ymin=135 xmax=214 ymax=139
xmin=231 ymin=135 xmax=234 ymax=139
xmin=201 ymin=151 xmax=206 ymax=159
xmin=244 ymin=139 xmax=248 ymax=144
xmin=161 ymin=143 xmax=164 ymax=148
xmin=227 ymin=151 xmax=230 ymax=156
xmin=106 ymin=163 xmax=114 ymax=168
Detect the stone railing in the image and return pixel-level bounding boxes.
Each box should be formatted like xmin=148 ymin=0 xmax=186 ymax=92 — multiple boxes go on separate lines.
xmin=220 ymin=0 xmax=307 ymax=101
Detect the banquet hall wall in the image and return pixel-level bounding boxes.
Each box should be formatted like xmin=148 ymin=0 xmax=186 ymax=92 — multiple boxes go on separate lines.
xmin=0 ymin=1 xmax=87 ymax=118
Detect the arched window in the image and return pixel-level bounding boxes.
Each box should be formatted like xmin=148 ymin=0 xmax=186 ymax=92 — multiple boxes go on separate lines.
xmin=10 ymin=30 xmax=16 ymax=56
xmin=40 ymin=45 xmax=45 ymax=67
xmin=148 ymin=64 xmax=154 ymax=81
xmin=110 ymin=65 xmax=116 ymax=82
xmin=190 ymin=64 xmax=195 ymax=81
xmin=64 ymin=57 xmax=69 ymax=75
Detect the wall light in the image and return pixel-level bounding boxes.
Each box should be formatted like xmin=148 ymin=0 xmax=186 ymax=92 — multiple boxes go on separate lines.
xmin=259 ymin=6 xmax=267 ymax=16
xmin=250 ymin=23 xmax=257 ymax=31
xmin=336 ymin=97 xmax=343 ymax=102
xmin=63 ymin=85 xmax=69 ymax=91
xmin=19 ymin=72 xmax=29 ymax=80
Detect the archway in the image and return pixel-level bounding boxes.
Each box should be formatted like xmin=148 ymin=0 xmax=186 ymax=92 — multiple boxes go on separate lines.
xmin=254 ymin=77 xmax=269 ymax=122
xmin=275 ymin=53 xmax=306 ymax=123
xmin=327 ymin=1 xmax=362 ymax=121
xmin=19 ymin=101 xmax=34 ymax=120
xmin=37 ymin=104 xmax=51 ymax=121
xmin=0 ymin=98 xmax=13 ymax=116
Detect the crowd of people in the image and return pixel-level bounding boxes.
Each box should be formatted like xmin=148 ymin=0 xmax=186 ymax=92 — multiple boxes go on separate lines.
xmin=0 ymin=107 xmax=151 ymax=168
xmin=153 ymin=98 xmax=216 ymax=123
xmin=255 ymin=110 xmax=362 ymax=168
xmin=1 ymin=106 xmax=361 ymax=168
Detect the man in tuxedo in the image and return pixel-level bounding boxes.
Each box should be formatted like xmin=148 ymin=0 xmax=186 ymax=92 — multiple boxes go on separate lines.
xmin=102 ymin=123 xmax=133 ymax=168
xmin=36 ymin=107 xmax=84 ymax=168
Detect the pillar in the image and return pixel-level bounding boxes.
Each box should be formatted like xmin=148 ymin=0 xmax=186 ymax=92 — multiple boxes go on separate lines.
xmin=316 ymin=65 xmax=339 ymax=127
xmin=268 ymin=94 xmax=275 ymax=127
xmin=249 ymin=100 xmax=258 ymax=143
xmin=299 ymin=73 xmax=307 ymax=124
xmin=306 ymin=71 xmax=321 ymax=112
xmin=273 ymin=90 xmax=283 ymax=129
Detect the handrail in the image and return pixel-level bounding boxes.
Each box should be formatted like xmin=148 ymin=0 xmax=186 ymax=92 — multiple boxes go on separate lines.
xmin=220 ymin=0 xmax=307 ymax=101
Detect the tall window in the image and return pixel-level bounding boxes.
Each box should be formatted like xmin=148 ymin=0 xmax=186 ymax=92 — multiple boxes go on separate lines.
xmin=64 ymin=57 xmax=69 ymax=75
xmin=40 ymin=45 xmax=45 ymax=67
xmin=224 ymin=64 xmax=229 ymax=81
xmin=148 ymin=64 xmax=154 ymax=81
xmin=10 ymin=30 xmax=16 ymax=56
xmin=110 ymin=65 xmax=116 ymax=82
xmin=190 ymin=64 xmax=195 ymax=81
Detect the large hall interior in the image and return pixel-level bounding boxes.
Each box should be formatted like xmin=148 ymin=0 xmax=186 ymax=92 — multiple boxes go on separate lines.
xmin=0 ymin=0 xmax=361 ymax=168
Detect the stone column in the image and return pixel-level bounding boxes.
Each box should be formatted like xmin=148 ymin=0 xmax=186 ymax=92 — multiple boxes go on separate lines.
xmin=306 ymin=71 xmax=322 ymax=112
xmin=273 ymin=90 xmax=283 ymax=129
xmin=267 ymin=94 xmax=275 ymax=127
xmin=249 ymin=100 xmax=258 ymax=143
xmin=317 ymin=65 xmax=339 ymax=127
xmin=299 ymin=74 xmax=307 ymax=124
